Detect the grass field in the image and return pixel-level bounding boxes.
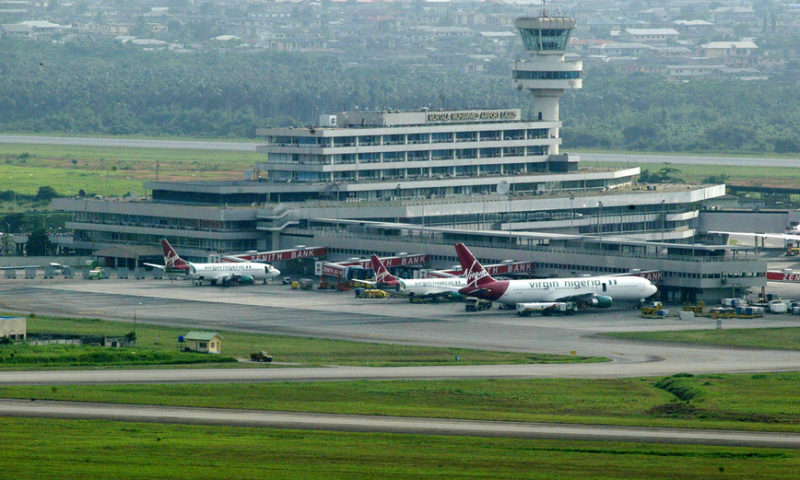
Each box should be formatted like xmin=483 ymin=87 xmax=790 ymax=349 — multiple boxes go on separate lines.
xmin=0 ymin=143 xmax=266 ymax=196
xmin=2 ymin=372 xmax=799 ymax=432
xmin=3 ymin=417 xmax=797 ymax=480
xmin=605 ymin=327 xmax=800 ymax=351
xmin=594 ymin=159 xmax=800 ymax=191
xmin=0 ymin=313 xmax=605 ymax=368
xmin=2 ymin=142 xmax=799 ymax=198
xmin=0 ymin=343 xmax=237 ymax=368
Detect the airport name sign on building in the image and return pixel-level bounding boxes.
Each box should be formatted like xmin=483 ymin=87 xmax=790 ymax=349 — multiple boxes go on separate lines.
xmin=425 ymin=109 xmax=520 ymax=123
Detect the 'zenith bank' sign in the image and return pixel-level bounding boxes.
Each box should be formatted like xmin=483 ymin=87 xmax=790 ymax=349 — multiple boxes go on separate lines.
xmin=232 ymin=247 xmax=328 ymax=263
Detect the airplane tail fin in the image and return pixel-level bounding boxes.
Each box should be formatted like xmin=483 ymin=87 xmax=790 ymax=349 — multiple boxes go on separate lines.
xmin=371 ymin=255 xmax=399 ymax=285
xmin=161 ymin=239 xmax=190 ymax=271
xmin=454 ymin=243 xmax=496 ymax=288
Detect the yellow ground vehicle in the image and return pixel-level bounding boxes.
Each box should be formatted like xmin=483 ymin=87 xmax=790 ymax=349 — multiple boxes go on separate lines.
xmin=355 ymin=288 xmax=388 ymax=298
xmin=681 ymin=300 xmax=705 ymax=316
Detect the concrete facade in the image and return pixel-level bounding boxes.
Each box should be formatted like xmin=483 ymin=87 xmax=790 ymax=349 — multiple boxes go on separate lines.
xmin=0 ymin=316 xmax=26 ymax=341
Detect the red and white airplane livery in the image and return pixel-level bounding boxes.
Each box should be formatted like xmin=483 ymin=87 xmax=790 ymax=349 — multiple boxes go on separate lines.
xmin=369 ymin=255 xmax=465 ymax=301
xmin=454 ymin=243 xmax=657 ymax=309
xmin=146 ymin=239 xmax=280 ymax=286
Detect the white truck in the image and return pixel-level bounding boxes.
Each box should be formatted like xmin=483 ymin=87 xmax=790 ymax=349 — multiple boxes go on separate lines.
xmin=516 ymin=302 xmax=577 ymax=317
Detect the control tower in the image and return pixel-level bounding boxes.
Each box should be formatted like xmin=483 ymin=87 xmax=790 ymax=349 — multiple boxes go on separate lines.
xmin=513 ymin=15 xmax=582 ymax=142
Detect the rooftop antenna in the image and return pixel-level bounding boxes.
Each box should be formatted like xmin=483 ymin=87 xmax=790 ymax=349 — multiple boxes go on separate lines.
xmin=542 ymin=0 xmax=546 ymax=17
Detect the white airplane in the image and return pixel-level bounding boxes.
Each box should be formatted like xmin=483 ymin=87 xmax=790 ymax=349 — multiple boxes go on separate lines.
xmin=454 ymin=243 xmax=657 ymax=309
xmin=145 ymin=239 xmax=280 ymax=286
xmin=368 ymin=255 xmax=465 ymax=301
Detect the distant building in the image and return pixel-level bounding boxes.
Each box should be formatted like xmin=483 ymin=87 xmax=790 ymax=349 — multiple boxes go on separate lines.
xmin=0 ymin=316 xmax=26 ymax=341
xmin=621 ymin=28 xmax=680 ymax=44
xmin=700 ymin=41 xmax=758 ymax=59
xmin=672 ymin=19 xmax=714 ymax=34
xmin=589 ymin=42 xmax=653 ymax=57
xmin=184 ymin=331 xmax=222 ymax=354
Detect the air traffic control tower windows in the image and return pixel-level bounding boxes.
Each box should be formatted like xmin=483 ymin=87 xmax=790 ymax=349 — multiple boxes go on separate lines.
xmin=513 ymin=70 xmax=581 ymax=80
xmin=519 ymin=28 xmax=571 ymax=51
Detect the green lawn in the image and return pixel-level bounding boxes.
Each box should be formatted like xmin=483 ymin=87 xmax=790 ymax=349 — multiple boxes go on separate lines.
xmin=0 ymin=143 xmax=266 ymax=196
xmin=3 ymin=372 xmax=799 ymax=432
xmin=595 ymin=159 xmax=800 ymax=190
xmin=0 ymin=313 xmax=605 ymax=368
xmin=605 ymin=327 xmax=800 ymax=351
xmin=1 ymin=417 xmax=796 ymax=480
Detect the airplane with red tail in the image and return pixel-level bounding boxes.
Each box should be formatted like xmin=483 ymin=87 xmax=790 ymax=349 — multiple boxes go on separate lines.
xmin=454 ymin=243 xmax=657 ymax=309
xmin=145 ymin=239 xmax=280 ymax=286
xmin=368 ymin=255 xmax=465 ymax=301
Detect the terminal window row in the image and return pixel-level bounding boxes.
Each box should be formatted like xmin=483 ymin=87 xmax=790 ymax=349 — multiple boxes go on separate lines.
xmin=268 ymin=146 xmax=549 ymax=165
xmin=73 ymin=212 xmax=255 ymax=232
xmin=75 ymin=231 xmax=257 ymax=253
xmin=270 ymin=162 xmax=549 ymax=183
xmin=266 ymin=129 xmax=550 ymax=148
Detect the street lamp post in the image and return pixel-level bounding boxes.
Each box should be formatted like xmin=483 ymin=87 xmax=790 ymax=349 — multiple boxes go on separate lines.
xmin=133 ymin=301 xmax=142 ymax=345
xmin=597 ymin=201 xmax=603 ymax=237
xmin=569 ymin=193 xmax=575 ymax=232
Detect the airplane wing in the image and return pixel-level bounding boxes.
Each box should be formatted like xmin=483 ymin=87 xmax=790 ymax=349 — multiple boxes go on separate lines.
xmin=220 ymin=255 xmax=248 ymax=263
xmin=143 ymin=263 xmax=166 ymax=270
xmin=0 ymin=265 xmax=40 ymax=269
xmin=545 ymin=289 xmax=595 ymax=303
xmin=427 ymin=271 xmax=459 ymax=278
xmin=418 ymin=285 xmax=464 ymax=298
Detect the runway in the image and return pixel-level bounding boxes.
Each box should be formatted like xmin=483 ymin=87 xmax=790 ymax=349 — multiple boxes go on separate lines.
xmin=3 ymin=399 xmax=799 ymax=448
xmin=1 ymin=278 xmax=800 ymax=382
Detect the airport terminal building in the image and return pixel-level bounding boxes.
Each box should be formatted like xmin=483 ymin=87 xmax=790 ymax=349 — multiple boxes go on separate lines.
xmin=51 ymin=106 xmax=762 ymax=303
xmin=50 ymin=14 xmax=767 ymax=303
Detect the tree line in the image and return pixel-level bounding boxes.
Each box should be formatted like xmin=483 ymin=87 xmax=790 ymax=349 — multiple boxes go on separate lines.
xmin=1 ymin=38 xmax=798 ymax=153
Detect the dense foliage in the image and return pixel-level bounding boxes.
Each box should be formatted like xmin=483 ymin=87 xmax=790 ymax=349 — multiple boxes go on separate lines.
xmin=563 ymin=68 xmax=800 ymax=154
xmin=1 ymin=38 xmax=798 ymax=153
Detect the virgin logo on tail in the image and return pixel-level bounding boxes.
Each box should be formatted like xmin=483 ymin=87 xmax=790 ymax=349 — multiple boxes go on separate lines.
xmin=161 ymin=239 xmax=189 ymax=270
xmin=370 ymin=255 xmax=398 ymax=285
xmin=454 ymin=243 xmax=495 ymax=288
xmin=164 ymin=249 xmax=181 ymax=268
xmin=465 ymin=261 xmax=489 ymax=287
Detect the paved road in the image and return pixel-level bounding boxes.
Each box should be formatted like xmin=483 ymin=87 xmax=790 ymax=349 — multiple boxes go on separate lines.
xmin=2 ymin=134 xmax=799 ymax=167
xmin=580 ymin=152 xmax=800 ymax=168
xmin=0 ymin=134 xmax=258 ymax=152
xmin=3 ymin=399 xmax=799 ymax=448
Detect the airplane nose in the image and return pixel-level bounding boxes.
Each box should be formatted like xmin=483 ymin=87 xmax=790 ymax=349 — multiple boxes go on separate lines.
xmin=273 ymin=268 xmax=281 ymax=277
xmin=648 ymin=284 xmax=658 ymax=296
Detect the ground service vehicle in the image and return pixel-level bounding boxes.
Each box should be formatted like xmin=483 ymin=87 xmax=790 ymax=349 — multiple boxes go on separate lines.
xmin=88 ymin=267 xmax=104 ymax=280
xmin=250 ymin=351 xmax=273 ymax=362
xmin=465 ymin=297 xmax=492 ymax=312
xmin=355 ymin=288 xmax=388 ymax=298
xmin=516 ymin=302 xmax=577 ymax=316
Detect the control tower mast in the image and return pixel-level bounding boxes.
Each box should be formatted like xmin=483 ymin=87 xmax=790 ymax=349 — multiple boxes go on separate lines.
xmin=513 ymin=12 xmax=582 ymax=151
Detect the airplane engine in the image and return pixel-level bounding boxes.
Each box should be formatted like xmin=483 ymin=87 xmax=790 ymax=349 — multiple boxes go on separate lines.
xmin=238 ymin=275 xmax=255 ymax=285
xmin=589 ymin=295 xmax=613 ymax=308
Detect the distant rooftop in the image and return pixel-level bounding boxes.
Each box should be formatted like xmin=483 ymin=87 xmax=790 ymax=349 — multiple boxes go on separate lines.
xmin=318 ymin=108 xmax=523 ymax=128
